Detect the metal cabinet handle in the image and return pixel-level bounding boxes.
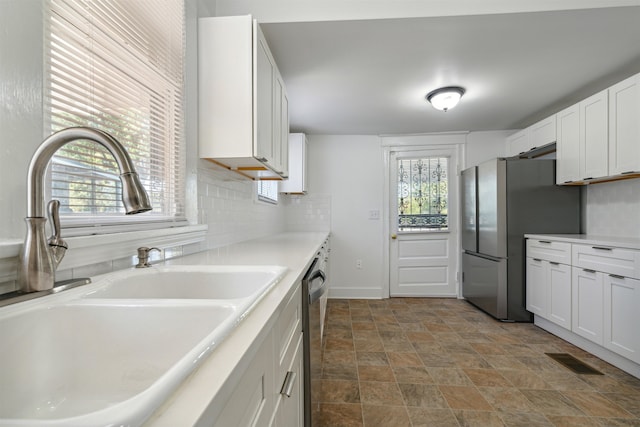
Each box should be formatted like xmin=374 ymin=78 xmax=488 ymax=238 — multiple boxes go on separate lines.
xmin=256 ymin=157 xmax=268 ymax=162
xmin=280 ymin=371 xmax=297 ymax=398
xmin=592 ymin=246 xmax=612 ymax=251
xmin=621 ymin=171 xmax=637 ymax=175
xmin=549 ymin=262 xmax=560 ymax=266
xmin=533 ymin=258 xmax=542 ymax=262
xmin=583 ymin=268 xmax=597 ymax=274
xmin=609 ymin=274 xmax=625 ymax=279
xmin=538 ymin=240 xmax=552 ymax=244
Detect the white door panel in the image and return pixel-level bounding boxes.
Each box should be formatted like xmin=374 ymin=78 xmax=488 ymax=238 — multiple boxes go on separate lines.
xmin=399 ymin=239 xmax=448 ymax=260
xmin=389 ymin=149 xmax=458 ymax=297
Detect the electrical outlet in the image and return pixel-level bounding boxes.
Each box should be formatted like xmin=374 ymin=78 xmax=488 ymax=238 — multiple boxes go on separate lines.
xmin=356 ymin=259 xmax=363 ymax=269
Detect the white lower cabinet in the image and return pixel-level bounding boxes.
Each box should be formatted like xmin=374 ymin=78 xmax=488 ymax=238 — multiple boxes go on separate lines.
xmin=526 ymin=257 xmax=547 ymax=316
xmin=213 ymin=329 xmax=275 ymax=427
xmin=526 ymin=257 xmax=571 ymax=329
xmin=547 ymin=262 xmax=572 ymax=329
xmin=527 ymin=236 xmax=640 ymax=378
xmin=211 ymin=282 xmax=303 ymax=427
xmin=604 ymin=274 xmax=640 ymax=364
xmin=571 ymin=267 xmax=604 ymax=345
xmin=273 ymin=334 xmax=304 ymax=427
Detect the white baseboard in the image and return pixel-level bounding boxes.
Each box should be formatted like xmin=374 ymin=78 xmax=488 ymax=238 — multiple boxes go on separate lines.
xmin=328 ymin=287 xmax=384 ymax=299
xmin=534 ymin=316 xmax=640 ymax=379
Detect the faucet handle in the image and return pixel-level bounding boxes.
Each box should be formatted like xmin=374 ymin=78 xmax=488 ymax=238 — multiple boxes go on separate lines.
xmin=47 ymin=200 xmax=68 ymax=268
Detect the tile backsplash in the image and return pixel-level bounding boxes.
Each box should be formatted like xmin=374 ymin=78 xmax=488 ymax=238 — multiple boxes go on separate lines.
xmin=197 ymin=165 xmax=288 ymax=249
xmin=585 ymin=178 xmax=640 ymax=238
xmin=283 ymin=193 xmax=332 ymax=232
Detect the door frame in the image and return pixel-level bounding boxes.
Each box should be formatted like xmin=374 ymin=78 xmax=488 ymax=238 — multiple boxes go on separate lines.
xmin=381 ymin=134 xmax=467 ymax=299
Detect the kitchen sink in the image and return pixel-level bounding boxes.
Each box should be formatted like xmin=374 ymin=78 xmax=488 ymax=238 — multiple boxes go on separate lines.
xmin=84 ymin=265 xmax=287 ymax=300
xmin=0 ymin=302 xmax=236 ymax=425
xmin=0 ymin=264 xmax=287 ymax=426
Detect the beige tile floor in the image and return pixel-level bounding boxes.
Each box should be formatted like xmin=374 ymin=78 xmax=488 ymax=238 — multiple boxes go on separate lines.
xmin=316 ymin=298 xmax=640 ymax=427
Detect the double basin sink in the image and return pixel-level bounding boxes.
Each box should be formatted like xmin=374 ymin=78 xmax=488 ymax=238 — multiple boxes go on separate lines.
xmin=0 ymin=264 xmax=287 ymax=426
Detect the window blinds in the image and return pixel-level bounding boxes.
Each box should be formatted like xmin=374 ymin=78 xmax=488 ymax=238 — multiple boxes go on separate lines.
xmin=258 ymin=181 xmax=279 ymax=204
xmin=44 ymin=0 xmax=185 ymax=229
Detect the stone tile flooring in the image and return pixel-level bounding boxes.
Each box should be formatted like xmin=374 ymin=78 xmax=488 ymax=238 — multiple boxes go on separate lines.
xmin=315 ymin=298 xmax=640 ymax=426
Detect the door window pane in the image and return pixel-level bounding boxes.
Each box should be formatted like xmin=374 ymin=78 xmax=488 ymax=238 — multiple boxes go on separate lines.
xmin=398 ymin=157 xmax=448 ymax=231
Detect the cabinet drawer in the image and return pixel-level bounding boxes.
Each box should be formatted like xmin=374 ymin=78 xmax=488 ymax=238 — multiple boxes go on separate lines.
xmin=572 ymin=244 xmax=640 ymax=279
xmin=275 ymin=282 xmax=302 ymax=371
xmin=527 ymin=239 xmax=572 ymax=264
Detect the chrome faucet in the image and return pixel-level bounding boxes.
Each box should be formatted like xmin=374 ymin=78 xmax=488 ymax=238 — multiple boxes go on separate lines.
xmin=18 ymin=127 xmax=153 ymax=293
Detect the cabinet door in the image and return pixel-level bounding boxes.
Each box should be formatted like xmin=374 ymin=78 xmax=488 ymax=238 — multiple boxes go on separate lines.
xmin=580 ymin=90 xmax=609 ymax=181
xmin=255 ymin=26 xmax=275 ymax=166
xmin=280 ymin=133 xmax=307 ymax=194
xmin=526 ymin=257 xmax=547 ymax=316
xmin=213 ymin=331 xmax=275 ymax=427
xmin=506 ymin=129 xmax=529 ymax=157
xmin=272 ymin=74 xmax=289 ymax=177
xmin=529 ymin=115 xmax=557 ymax=149
xmin=280 ymin=80 xmax=290 ymax=178
xmin=272 ymin=74 xmax=284 ymax=175
xmin=608 ymin=73 xmax=640 ymax=175
xmin=547 ymin=262 xmax=572 ymax=329
xmin=273 ymin=333 xmax=304 ymax=427
xmin=556 ymin=104 xmax=581 ymax=184
xmin=572 ymin=267 xmax=604 ymax=345
xmin=604 ymin=274 xmax=640 ymax=363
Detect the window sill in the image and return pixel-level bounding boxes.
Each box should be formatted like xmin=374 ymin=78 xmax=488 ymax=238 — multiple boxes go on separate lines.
xmin=0 ymin=225 xmax=208 ymax=267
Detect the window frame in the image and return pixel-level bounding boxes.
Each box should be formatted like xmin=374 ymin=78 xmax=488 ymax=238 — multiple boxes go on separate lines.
xmin=43 ymin=0 xmax=187 ymax=235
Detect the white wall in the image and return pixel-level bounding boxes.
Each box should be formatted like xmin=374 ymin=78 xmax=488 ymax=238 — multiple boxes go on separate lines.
xmin=0 ymin=0 xmax=44 ymax=240
xmin=306 ymin=135 xmax=385 ymax=298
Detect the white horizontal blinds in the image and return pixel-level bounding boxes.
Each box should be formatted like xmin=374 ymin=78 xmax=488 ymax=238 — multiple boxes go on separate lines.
xmin=258 ymin=181 xmax=279 ymax=204
xmin=44 ymin=0 xmax=185 ymax=223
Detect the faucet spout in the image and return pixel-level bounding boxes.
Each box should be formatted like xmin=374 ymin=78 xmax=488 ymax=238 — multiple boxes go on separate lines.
xmin=18 ymin=127 xmax=153 ymax=293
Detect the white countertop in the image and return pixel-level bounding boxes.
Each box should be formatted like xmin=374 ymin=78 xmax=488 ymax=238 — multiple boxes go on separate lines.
xmin=525 ymin=234 xmax=640 ymax=250
xmin=144 ymin=231 xmax=329 ymax=426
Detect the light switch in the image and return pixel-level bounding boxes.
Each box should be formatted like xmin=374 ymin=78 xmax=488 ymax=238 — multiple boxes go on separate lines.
xmin=368 ymin=210 xmax=380 ymax=220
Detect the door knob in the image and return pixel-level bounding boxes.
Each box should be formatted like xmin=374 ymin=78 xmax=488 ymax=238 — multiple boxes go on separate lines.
xmin=391 ymin=234 xmax=397 ymax=240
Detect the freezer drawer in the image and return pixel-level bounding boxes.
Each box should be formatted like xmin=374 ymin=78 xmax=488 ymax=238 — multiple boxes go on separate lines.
xmin=462 ymin=252 xmax=507 ymax=319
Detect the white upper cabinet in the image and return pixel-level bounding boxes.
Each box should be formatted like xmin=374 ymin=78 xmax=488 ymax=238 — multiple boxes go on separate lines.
xmin=505 ymin=114 xmax=556 ymax=158
xmin=556 ymin=104 xmax=581 ymax=184
xmin=505 ymin=129 xmax=529 ymax=157
xmin=198 ymin=15 xmax=289 ymax=180
xmin=554 ymin=73 xmax=640 ymax=185
xmin=280 ymin=133 xmax=307 ymax=194
xmin=529 ymin=115 xmax=557 ymax=150
xmin=556 ymin=89 xmax=609 ymax=185
xmin=608 ymin=72 xmax=640 ymax=176
xmin=580 ymin=89 xmax=609 ymax=181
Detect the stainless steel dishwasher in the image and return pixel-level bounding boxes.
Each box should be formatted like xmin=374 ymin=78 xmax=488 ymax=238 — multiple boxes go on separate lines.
xmin=302 ymin=255 xmax=327 ymax=427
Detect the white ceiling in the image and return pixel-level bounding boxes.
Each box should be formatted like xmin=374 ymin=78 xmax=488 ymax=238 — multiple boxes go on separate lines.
xmin=253 ymin=6 xmax=640 ymax=135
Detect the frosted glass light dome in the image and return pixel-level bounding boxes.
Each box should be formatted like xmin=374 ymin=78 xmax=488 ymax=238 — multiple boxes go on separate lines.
xmin=426 ymin=86 xmax=466 ymax=112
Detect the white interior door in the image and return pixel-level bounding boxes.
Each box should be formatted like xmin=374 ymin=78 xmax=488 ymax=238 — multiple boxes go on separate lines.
xmin=389 ymin=150 xmax=458 ymax=297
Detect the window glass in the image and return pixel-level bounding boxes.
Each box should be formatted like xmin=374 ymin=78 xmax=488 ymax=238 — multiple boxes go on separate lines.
xmin=398 ymin=157 xmax=448 ymax=231
xmin=45 ymin=0 xmax=186 ymax=228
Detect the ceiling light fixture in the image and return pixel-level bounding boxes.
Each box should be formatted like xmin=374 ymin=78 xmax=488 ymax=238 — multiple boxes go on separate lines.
xmin=426 ymin=86 xmax=466 ymax=112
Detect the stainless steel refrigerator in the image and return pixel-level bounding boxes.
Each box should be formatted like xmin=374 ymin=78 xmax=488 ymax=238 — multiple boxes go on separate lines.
xmin=461 ymin=158 xmax=581 ymax=321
